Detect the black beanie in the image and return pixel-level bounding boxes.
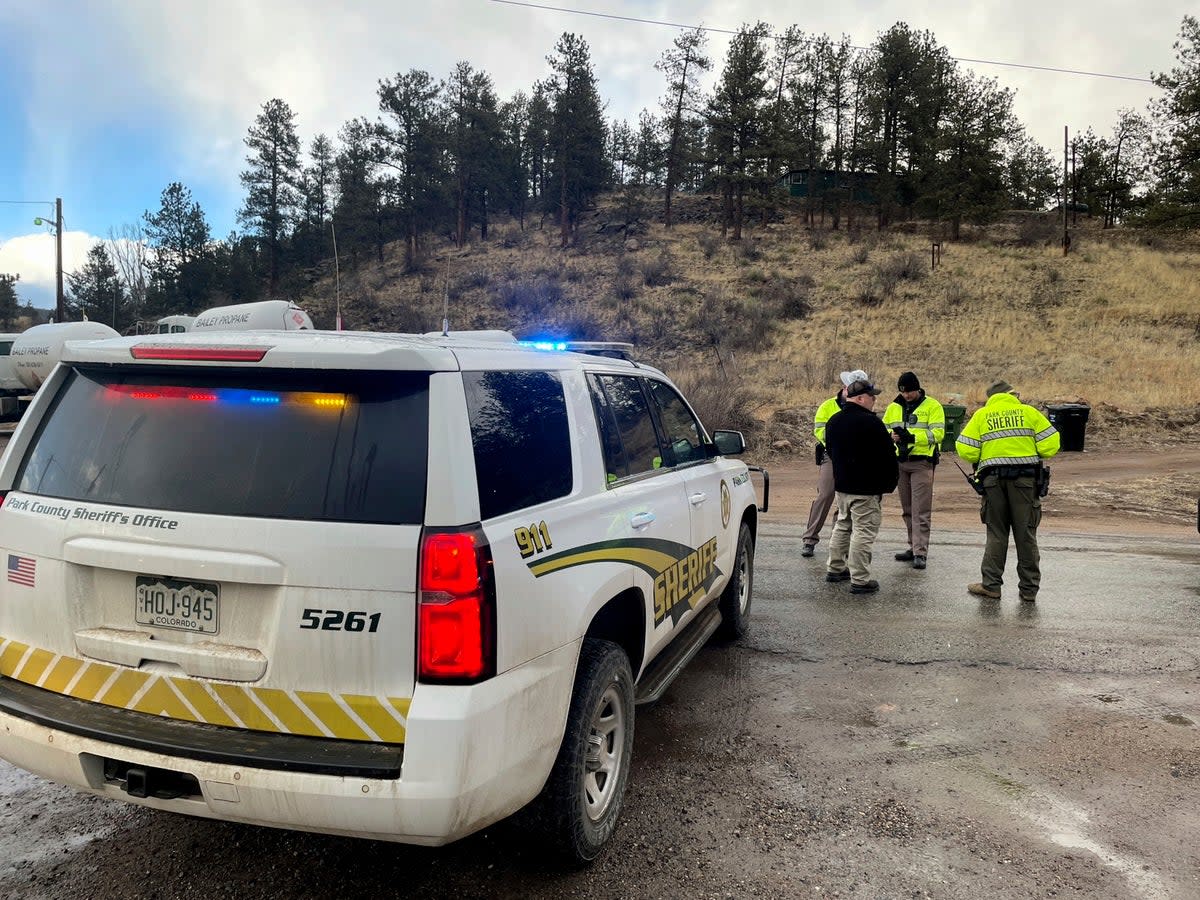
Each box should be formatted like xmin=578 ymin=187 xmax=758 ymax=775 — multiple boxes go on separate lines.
xmin=898 ymin=371 xmax=920 ymax=391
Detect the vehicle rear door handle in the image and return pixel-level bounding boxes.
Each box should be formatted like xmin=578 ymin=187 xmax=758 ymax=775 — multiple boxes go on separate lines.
xmin=630 ymin=512 xmax=656 ymax=529
xmin=689 ymin=492 xmax=707 ymax=506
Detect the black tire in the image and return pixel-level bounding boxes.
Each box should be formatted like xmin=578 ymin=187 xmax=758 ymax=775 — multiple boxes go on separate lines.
xmin=717 ymin=522 xmax=754 ymax=640
xmin=532 ymin=638 xmax=635 ymax=865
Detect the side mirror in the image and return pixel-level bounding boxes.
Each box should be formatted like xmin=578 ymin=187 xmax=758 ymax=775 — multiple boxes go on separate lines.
xmin=712 ymin=430 xmax=746 ymax=456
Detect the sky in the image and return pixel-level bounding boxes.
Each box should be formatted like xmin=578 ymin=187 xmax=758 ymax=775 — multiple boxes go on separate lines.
xmin=0 ymin=0 xmax=1192 ymax=309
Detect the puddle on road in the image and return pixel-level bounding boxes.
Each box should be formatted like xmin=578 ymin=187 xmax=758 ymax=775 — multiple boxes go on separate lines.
xmin=1024 ymin=794 xmax=1171 ymax=900
xmin=1161 ymin=713 xmax=1194 ymax=726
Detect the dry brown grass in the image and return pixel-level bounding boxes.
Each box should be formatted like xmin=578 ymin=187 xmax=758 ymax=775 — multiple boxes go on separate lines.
xmin=296 ymin=202 xmax=1200 ymax=438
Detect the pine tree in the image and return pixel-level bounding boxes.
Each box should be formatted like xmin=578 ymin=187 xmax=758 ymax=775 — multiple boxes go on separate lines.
xmin=239 ymin=98 xmax=301 ymax=294
xmin=1004 ymin=134 xmax=1059 ymax=210
xmin=333 ymin=117 xmax=386 ymax=264
xmin=0 ymin=274 xmax=20 ymax=329
xmin=632 ymin=111 xmax=664 ymax=185
xmin=925 ymin=71 xmax=1015 ymax=238
xmin=498 ymin=92 xmax=532 ymax=228
xmin=67 ymin=243 xmax=129 ymax=330
xmin=790 ymin=34 xmax=833 ymax=224
xmin=294 ymin=133 xmax=336 ymax=264
xmin=526 ymin=83 xmax=554 ymax=209
xmin=656 ymin=27 xmax=711 ymax=227
xmin=143 ymin=182 xmax=212 ymax=315
xmin=1144 ymin=15 xmax=1200 ymax=228
xmin=377 ymin=69 xmax=447 ymax=267
xmin=545 ymin=33 xmax=607 ymax=247
xmin=709 ymin=23 xmax=771 ymax=240
xmin=863 ymin=24 xmax=952 ymax=225
xmin=445 ymin=62 xmax=502 ymax=244
xmin=823 ymin=37 xmax=858 ymax=229
xmin=1101 ymin=110 xmax=1150 ymax=227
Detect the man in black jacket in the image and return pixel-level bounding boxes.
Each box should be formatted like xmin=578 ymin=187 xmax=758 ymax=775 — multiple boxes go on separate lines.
xmin=823 ymin=378 xmax=900 ymax=594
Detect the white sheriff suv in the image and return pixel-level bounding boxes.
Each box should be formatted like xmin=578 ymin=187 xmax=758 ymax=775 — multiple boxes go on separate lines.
xmin=0 ymin=329 xmax=764 ymax=863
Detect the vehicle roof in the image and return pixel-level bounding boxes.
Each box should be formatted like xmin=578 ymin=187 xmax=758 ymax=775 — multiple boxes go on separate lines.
xmin=59 ymin=329 xmax=658 ymax=376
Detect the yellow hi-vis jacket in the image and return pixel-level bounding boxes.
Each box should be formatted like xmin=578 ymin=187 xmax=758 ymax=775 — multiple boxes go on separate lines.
xmin=812 ymin=394 xmax=843 ymax=448
xmin=883 ymin=394 xmax=945 ymax=460
xmin=955 ymin=392 xmax=1060 ymax=472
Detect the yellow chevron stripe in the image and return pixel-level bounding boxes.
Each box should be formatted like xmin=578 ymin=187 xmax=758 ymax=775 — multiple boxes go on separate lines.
xmin=344 ymin=694 xmax=407 ymax=743
xmin=0 ymin=640 xmax=30 ymax=676
xmin=132 ymin=679 xmax=198 ymax=721
xmin=530 ymin=546 xmax=678 ymax=577
xmin=0 ymin=635 xmax=409 ymax=744
xmin=169 ymin=678 xmax=238 ymax=728
xmin=389 ymin=697 xmax=413 ymax=721
xmin=211 ymin=682 xmax=276 ymax=732
xmin=100 ymin=670 xmax=151 ymax=708
xmin=253 ymin=688 xmax=325 ymax=737
xmin=71 ymin=662 xmax=118 ymax=701
xmin=296 ymin=691 xmax=371 ymax=741
xmin=41 ymin=656 xmax=85 ymax=694
xmin=16 ymin=648 xmax=55 ymax=685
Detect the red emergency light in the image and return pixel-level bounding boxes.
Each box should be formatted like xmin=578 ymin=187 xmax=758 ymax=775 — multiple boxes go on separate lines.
xmin=130 ymin=345 xmax=271 ymax=362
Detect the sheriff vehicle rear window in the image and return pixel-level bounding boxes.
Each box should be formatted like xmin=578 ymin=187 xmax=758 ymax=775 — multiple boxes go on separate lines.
xmin=463 ymin=370 xmax=572 ymax=519
xmin=14 ymin=367 xmax=429 ymax=524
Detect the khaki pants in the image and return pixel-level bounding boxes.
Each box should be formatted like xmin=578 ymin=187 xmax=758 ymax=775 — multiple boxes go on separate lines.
xmin=897 ymin=458 xmax=935 ymax=556
xmin=980 ymin=474 xmax=1042 ymax=597
xmin=828 ymin=493 xmax=882 ymax=586
xmin=801 ymin=460 xmax=837 ymax=546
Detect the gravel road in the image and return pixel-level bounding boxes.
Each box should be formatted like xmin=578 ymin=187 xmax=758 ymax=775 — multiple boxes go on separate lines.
xmin=2 ymin=517 xmax=1197 ymax=900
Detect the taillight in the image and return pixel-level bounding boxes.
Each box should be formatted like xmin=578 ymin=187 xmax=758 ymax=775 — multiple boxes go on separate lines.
xmin=418 ymin=526 xmax=495 ymax=684
xmin=0 ymin=491 xmax=7 ymax=508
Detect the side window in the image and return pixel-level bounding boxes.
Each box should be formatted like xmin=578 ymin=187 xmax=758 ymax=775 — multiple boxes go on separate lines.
xmin=588 ymin=375 xmax=629 ymax=481
xmin=463 ymin=370 xmax=573 ymax=519
xmin=646 ymin=379 xmax=708 ymax=466
xmin=591 ymin=374 xmax=663 ymax=480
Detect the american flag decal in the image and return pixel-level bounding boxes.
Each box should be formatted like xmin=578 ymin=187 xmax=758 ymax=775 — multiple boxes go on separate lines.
xmin=7 ymin=554 xmax=35 ymax=587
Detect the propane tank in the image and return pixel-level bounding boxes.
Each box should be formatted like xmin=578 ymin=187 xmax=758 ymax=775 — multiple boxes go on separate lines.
xmin=10 ymin=322 xmax=121 ymax=390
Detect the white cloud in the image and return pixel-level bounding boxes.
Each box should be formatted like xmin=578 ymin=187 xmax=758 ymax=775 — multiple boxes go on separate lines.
xmin=0 ymin=231 xmax=106 ymax=309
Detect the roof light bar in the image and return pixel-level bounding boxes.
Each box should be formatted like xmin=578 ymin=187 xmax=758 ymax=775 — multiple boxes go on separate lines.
xmin=130 ymin=345 xmax=271 ymax=362
xmin=517 ymin=340 xmax=636 ymax=361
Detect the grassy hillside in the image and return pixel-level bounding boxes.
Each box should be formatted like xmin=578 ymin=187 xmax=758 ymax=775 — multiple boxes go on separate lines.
xmin=296 ymin=198 xmax=1200 ymax=449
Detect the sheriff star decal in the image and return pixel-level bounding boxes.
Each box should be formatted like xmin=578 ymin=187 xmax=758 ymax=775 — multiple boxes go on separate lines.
xmin=527 ymin=538 xmax=722 ymax=627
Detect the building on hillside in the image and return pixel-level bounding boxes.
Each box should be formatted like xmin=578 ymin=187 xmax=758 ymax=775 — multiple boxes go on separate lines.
xmin=776 ymin=169 xmax=880 ymax=204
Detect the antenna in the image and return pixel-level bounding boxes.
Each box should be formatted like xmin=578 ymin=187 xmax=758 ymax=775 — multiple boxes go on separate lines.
xmin=441 ymin=252 xmax=451 ymax=337
xmin=331 ymin=221 xmax=342 ymax=331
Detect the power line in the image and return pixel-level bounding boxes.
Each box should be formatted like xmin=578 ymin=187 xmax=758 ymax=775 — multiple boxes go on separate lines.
xmin=488 ymin=0 xmax=1155 ymax=84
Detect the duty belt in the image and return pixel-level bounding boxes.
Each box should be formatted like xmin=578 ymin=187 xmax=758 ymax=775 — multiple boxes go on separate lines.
xmin=982 ymin=464 xmax=1040 ymax=479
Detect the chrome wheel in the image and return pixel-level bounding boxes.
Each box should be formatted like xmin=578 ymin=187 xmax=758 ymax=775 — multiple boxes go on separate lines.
xmin=582 ymin=682 xmax=626 ymax=822
xmin=736 ymin=542 xmax=751 ymax=615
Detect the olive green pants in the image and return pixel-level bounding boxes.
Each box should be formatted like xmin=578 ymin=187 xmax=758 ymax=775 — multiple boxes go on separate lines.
xmin=979 ymin=474 xmax=1042 ymax=598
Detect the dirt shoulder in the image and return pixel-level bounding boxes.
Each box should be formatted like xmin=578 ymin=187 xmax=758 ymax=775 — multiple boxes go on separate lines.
xmin=754 ymin=444 xmax=1200 ymax=538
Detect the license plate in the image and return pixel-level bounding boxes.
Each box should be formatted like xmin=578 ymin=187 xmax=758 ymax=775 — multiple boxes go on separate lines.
xmin=135 ymin=576 xmax=219 ymax=635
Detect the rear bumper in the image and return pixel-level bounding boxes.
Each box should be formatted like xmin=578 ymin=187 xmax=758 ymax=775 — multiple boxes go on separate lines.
xmin=0 ymin=678 xmax=402 ymax=777
xmin=0 ymin=640 xmax=578 ymax=845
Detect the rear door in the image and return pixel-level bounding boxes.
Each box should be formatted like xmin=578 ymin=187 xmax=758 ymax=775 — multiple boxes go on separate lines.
xmin=0 ymin=364 xmax=428 ymax=746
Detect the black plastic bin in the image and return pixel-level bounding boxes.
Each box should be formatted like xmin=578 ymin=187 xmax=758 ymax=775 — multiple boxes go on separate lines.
xmin=1045 ymin=403 xmax=1090 ymax=452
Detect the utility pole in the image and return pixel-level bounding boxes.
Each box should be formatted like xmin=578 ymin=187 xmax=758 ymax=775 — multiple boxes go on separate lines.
xmin=1062 ymin=127 xmax=1070 ymax=257
xmin=54 ymin=198 xmax=64 ymax=322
